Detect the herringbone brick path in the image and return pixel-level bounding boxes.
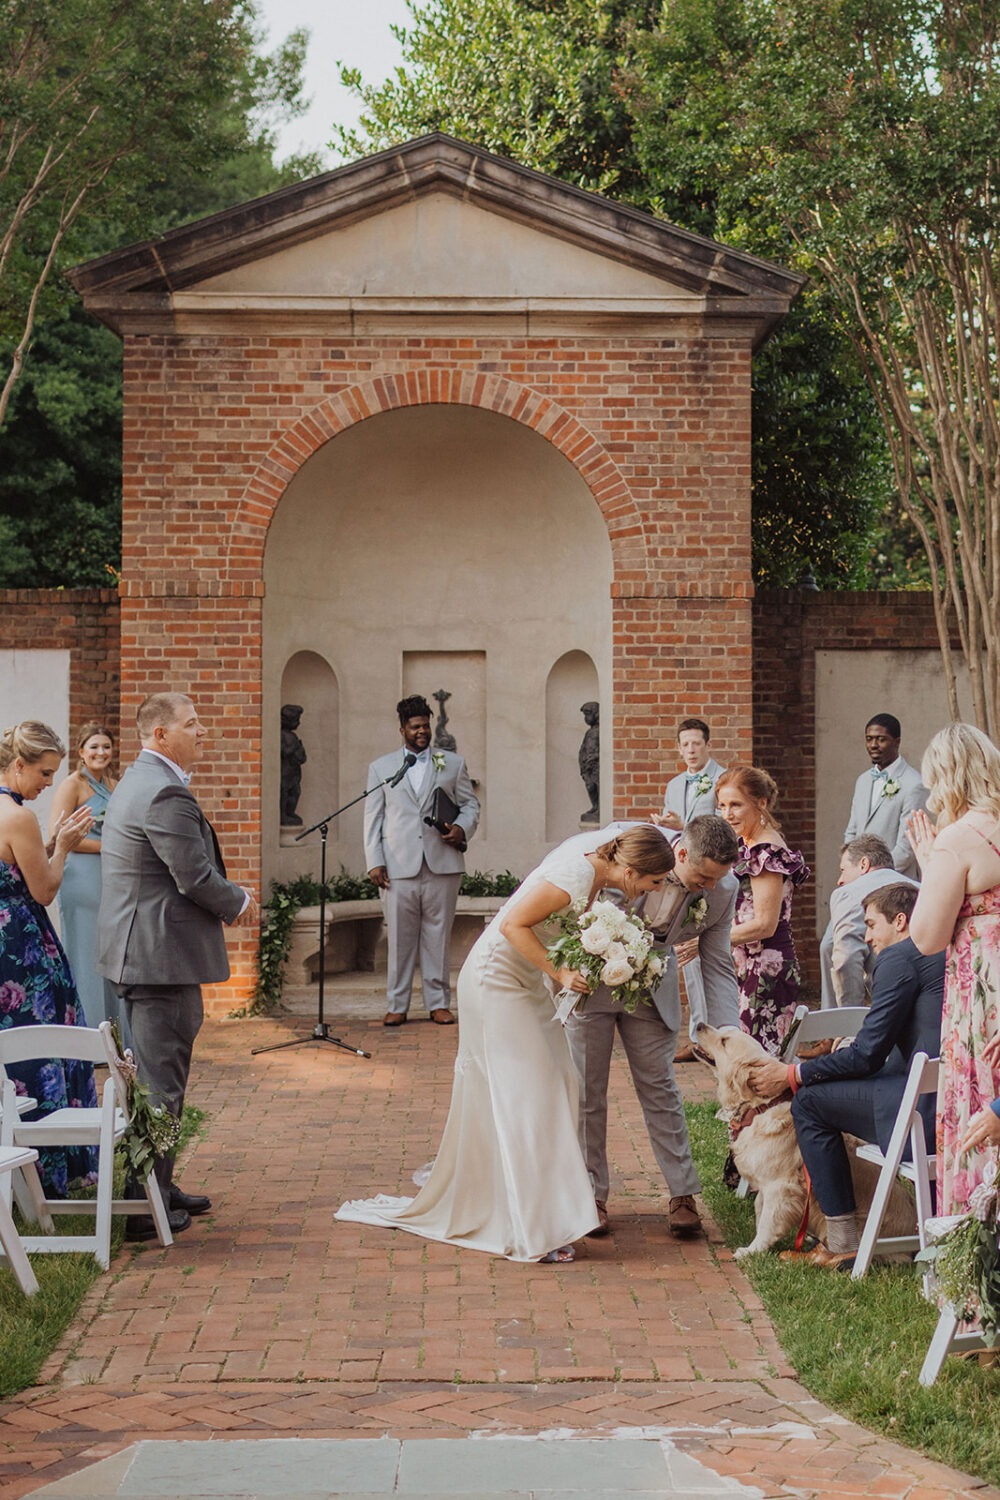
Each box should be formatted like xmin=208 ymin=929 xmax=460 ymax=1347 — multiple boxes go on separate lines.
xmin=0 ymin=1014 xmax=995 ymax=1499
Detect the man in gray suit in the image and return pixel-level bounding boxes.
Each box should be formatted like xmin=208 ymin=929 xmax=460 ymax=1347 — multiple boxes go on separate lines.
xmin=818 ymin=834 xmax=919 ymax=1007
xmin=653 ymin=717 xmax=726 ymax=833
xmin=97 ymin=693 xmax=256 ymax=1240
xmin=365 ymin=695 xmax=479 ymax=1027
xmin=843 ymin=713 xmax=928 ymax=878
xmin=568 ymin=816 xmax=740 ymax=1239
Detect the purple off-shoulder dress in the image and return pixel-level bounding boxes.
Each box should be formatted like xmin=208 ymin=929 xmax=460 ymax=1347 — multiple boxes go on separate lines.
xmin=732 ymin=839 xmax=810 ymax=1054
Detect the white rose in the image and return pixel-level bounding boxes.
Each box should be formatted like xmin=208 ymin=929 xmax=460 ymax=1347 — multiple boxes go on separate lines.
xmin=580 ymin=924 xmax=612 ymax=954
xmin=604 ymin=941 xmax=628 ymax=965
xmin=646 ymin=954 xmax=664 ymax=977
xmin=601 ymin=957 xmax=634 ymax=987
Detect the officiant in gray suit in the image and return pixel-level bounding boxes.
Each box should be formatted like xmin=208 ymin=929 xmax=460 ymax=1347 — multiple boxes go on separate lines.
xmin=365 ymin=695 xmax=479 ymax=1027
xmin=567 ymin=815 xmax=740 ymax=1239
xmin=96 ymin=692 xmax=256 ymax=1241
xmin=843 ymin=713 xmax=928 ymax=878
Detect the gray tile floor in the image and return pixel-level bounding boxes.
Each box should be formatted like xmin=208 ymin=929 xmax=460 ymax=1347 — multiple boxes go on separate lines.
xmin=29 ymin=1437 xmax=763 ymax=1499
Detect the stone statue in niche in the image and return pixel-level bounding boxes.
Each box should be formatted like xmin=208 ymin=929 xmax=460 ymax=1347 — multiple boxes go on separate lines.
xmin=579 ymin=701 xmax=600 ymax=824
xmin=280 ymin=704 xmax=307 ymax=825
xmin=432 ymin=688 xmax=458 ymax=752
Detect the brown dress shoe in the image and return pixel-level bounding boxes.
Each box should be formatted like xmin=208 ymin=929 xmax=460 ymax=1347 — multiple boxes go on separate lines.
xmin=383 ymin=1012 xmax=407 ymax=1027
xmin=668 ymin=1195 xmax=702 ymax=1236
xmin=779 ymin=1243 xmax=855 ymax=1271
xmin=586 ymin=1199 xmax=610 ymax=1238
xmin=674 ymin=1042 xmax=696 ymax=1062
xmin=429 ymin=1009 xmax=456 ymax=1025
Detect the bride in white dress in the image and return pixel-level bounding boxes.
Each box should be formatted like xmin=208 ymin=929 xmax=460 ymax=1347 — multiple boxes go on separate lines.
xmin=336 ymin=823 xmax=675 ymax=1262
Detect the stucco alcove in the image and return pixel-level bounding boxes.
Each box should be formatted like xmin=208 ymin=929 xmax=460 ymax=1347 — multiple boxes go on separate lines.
xmin=71 ymin=134 xmax=803 ymax=1009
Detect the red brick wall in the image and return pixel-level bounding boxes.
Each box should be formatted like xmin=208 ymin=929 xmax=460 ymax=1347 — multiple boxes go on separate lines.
xmin=0 ymin=589 xmax=120 ymax=750
xmin=752 ymin=589 xmax=947 ymax=993
xmin=120 ymin=331 xmax=759 ymax=1012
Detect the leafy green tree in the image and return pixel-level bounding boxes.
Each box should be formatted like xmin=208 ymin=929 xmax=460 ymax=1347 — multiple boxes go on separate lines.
xmin=0 ymin=0 xmax=317 ymax=585
xmin=338 ymin=0 xmax=890 ymax=590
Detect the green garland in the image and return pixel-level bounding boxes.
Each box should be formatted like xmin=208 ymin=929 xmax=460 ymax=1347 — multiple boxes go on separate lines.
xmin=917 ymin=1164 xmax=1000 ymax=1338
xmin=248 ymin=868 xmax=520 ymax=1016
xmin=107 ymin=1022 xmax=181 ymax=1178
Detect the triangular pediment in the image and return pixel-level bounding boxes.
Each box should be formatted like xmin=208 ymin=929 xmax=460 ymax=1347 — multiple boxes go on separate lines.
xmin=70 ymin=135 xmax=804 ymax=342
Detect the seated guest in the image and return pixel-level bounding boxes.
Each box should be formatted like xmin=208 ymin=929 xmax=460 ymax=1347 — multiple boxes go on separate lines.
xmin=819 ymin=835 xmax=918 ymax=1008
xmin=747 ymin=882 xmax=943 ymax=1270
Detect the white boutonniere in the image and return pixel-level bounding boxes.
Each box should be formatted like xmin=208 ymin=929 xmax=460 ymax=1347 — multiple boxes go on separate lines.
xmin=686 ymin=895 xmax=709 ymax=928
xmin=881 ymin=777 xmax=900 ymax=798
xmin=431 ymin=751 xmax=446 ymax=774
xmin=693 ymin=772 xmax=713 ymax=798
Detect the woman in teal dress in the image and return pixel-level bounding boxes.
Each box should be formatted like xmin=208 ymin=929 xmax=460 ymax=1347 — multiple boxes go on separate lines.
xmin=50 ymin=723 xmax=128 ymax=1042
xmin=0 ymin=721 xmax=97 ymax=1196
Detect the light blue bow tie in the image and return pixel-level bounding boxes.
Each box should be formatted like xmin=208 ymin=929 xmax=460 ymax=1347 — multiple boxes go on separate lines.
xmin=871 ymin=767 xmax=888 ymax=780
xmin=687 ymin=772 xmax=705 ymax=784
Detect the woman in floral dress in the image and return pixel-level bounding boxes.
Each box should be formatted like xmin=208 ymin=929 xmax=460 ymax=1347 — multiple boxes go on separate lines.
xmin=715 ymin=764 xmax=809 ymax=1053
xmin=908 ymin=723 xmax=1000 ymax=1218
xmin=0 ymin=721 xmax=97 ymax=1196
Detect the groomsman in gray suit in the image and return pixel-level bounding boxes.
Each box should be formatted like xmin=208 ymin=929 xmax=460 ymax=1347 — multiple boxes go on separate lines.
xmin=843 ymin=713 xmax=928 ymax=878
xmin=568 ymin=816 xmax=740 ymax=1239
xmin=819 ymin=835 xmax=919 ymax=1007
xmin=654 ymin=718 xmax=726 ymax=833
xmin=97 ymin=693 xmax=256 ymax=1240
xmin=365 ymin=695 xmax=480 ymax=1027
xmin=652 ymin=718 xmax=726 ymax=1059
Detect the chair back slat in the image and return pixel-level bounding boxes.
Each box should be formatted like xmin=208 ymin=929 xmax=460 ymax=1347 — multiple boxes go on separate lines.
xmin=0 ymin=1024 xmax=106 ymax=1070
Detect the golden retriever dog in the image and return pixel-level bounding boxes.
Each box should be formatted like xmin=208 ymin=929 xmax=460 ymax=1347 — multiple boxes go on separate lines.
xmin=694 ymin=1023 xmax=916 ymax=1259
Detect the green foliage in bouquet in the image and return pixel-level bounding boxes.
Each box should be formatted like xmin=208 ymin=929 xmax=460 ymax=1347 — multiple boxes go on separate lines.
xmin=107 ymin=1022 xmax=180 ymax=1181
xmin=917 ymin=1167 xmax=1000 ymax=1339
xmin=546 ymin=899 xmax=663 ymax=1013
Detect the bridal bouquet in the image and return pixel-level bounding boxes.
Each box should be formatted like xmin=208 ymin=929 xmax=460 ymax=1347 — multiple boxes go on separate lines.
xmin=916 ymin=1163 xmax=1000 ymax=1337
xmin=546 ymin=899 xmax=664 ymax=1025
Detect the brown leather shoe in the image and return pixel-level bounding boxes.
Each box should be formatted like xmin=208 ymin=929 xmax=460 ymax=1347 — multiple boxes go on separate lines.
xmin=779 ymin=1243 xmax=855 ymax=1271
xmin=674 ymin=1041 xmax=696 ymax=1062
xmin=429 ymin=1009 xmax=456 ymax=1025
xmin=383 ymin=1012 xmax=407 ymax=1027
xmin=668 ymin=1195 xmax=702 ymax=1236
xmin=586 ymin=1199 xmax=610 ymax=1238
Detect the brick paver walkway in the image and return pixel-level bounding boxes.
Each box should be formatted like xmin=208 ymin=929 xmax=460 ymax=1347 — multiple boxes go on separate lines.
xmin=0 ymin=1012 xmax=995 ymax=1498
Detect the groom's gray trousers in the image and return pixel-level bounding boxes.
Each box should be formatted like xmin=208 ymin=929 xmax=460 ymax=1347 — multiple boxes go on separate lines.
xmin=567 ymin=988 xmax=701 ymax=1201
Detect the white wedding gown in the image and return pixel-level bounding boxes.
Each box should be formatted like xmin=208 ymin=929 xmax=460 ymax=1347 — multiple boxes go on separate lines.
xmin=335 ymin=832 xmax=612 ymax=1261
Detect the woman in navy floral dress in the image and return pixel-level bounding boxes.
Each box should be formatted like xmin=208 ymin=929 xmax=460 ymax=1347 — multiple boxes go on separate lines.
xmin=0 ymin=722 xmax=98 ymax=1195
xmin=715 ymin=764 xmax=810 ymax=1054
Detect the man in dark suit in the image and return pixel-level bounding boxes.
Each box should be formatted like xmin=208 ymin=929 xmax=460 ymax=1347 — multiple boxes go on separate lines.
xmin=748 ymin=881 xmax=944 ymax=1270
xmin=568 ymin=815 xmax=740 ymax=1239
xmin=96 ymin=693 xmax=256 ymax=1240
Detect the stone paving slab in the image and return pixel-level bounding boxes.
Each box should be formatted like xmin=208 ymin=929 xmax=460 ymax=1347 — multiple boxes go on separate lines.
xmin=1 ymin=1013 xmax=997 ymax=1500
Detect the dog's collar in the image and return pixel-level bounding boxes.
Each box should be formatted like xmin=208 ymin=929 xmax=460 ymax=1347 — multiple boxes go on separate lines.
xmin=728 ymin=1089 xmax=794 ymax=1140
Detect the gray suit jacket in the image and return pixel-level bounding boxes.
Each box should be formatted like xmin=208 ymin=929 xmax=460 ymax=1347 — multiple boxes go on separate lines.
xmin=96 ymin=752 xmax=246 ymax=987
xmin=363 ymin=749 xmax=479 ymax=880
xmin=662 ymin=757 xmax=725 ymax=826
xmin=639 ymin=875 xmax=740 ymax=1031
xmin=843 ymin=757 xmax=928 ymax=877
xmin=827 ymin=866 xmax=919 ymax=1005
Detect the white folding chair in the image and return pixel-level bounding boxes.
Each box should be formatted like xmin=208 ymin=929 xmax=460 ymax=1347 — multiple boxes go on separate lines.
xmin=734 ymin=1005 xmax=869 ymax=1200
xmin=0 ymin=1022 xmax=172 ymax=1269
xmin=851 ymin=1052 xmax=937 ymax=1282
xmin=782 ymin=1004 xmax=869 ymax=1062
xmin=0 ymin=1145 xmax=40 ymax=1295
xmin=919 ymin=1290 xmax=995 ymax=1385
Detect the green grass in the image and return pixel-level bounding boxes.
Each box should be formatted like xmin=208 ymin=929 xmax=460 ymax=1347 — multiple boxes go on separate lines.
xmin=686 ymin=1101 xmax=1000 ymax=1486
xmin=0 ymin=1103 xmax=206 ymax=1399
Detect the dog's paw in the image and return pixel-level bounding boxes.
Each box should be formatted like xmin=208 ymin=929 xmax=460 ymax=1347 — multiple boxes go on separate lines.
xmin=733 ymin=1244 xmax=755 ymax=1260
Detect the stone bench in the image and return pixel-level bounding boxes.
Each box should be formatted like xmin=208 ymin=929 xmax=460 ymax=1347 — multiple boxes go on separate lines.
xmin=288 ymin=896 xmax=507 ymax=985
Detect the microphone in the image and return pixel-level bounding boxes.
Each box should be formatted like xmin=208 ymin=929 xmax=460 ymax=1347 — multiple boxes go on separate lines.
xmin=386 ymin=752 xmax=418 ymax=788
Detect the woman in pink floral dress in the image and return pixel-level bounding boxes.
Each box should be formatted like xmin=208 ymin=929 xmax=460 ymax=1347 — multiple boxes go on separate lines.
xmin=909 ymin=723 xmax=1000 ymax=1218
xmin=715 ymin=764 xmax=809 ymax=1054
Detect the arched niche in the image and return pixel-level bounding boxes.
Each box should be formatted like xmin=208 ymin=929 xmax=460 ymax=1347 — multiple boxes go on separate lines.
xmin=275 ymin=651 xmax=340 ymax=865
xmin=262 ymin=403 xmax=612 ymax=888
xmin=545 ymin=651 xmax=601 ymax=841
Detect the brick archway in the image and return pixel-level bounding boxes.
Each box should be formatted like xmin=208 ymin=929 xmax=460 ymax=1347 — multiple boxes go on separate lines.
xmin=230 ymin=368 xmax=646 ymax=578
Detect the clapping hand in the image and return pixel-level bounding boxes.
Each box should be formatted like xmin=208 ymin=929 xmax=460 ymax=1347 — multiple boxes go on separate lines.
xmin=650 ymin=810 xmax=682 ymax=831
xmin=960 ymin=1034 xmax=1000 ymax=1153
xmin=51 ymin=805 xmax=94 ymax=856
xmin=233 ymin=890 xmax=259 ymax=927
xmin=906 ymin=808 xmax=936 ymax=871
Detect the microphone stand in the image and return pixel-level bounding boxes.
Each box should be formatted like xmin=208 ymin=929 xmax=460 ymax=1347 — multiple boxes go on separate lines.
xmin=252 ymin=764 xmax=413 ymax=1059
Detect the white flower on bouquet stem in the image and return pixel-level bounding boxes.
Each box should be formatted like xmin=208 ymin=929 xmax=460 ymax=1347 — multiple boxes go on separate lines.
xmin=601 ymin=956 xmax=634 ymax=986
xmin=588 ymin=898 xmax=628 ymax=938
xmin=604 ymin=941 xmax=628 ymax=966
xmin=646 ymin=953 xmax=664 ymax=977
xmin=968 ymin=1181 xmax=997 ymax=1222
xmin=580 ymin=923 xmax=612 ymax=955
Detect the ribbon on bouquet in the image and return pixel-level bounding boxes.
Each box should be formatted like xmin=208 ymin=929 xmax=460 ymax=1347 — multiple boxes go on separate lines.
xmin=553 ymin=987 xmax=587 ymax=1026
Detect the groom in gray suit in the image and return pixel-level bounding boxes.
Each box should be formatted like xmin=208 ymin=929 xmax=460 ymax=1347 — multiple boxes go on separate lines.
xmin=843 ymin=713 xmax=928 ymax=878
xmin=568 ymin=816 xmax=740 ymax=1238
xmin=97 ymin=693 xmax=256 ymax=1239
xmin=365 ymin=696 xmax=480 ymax=1026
